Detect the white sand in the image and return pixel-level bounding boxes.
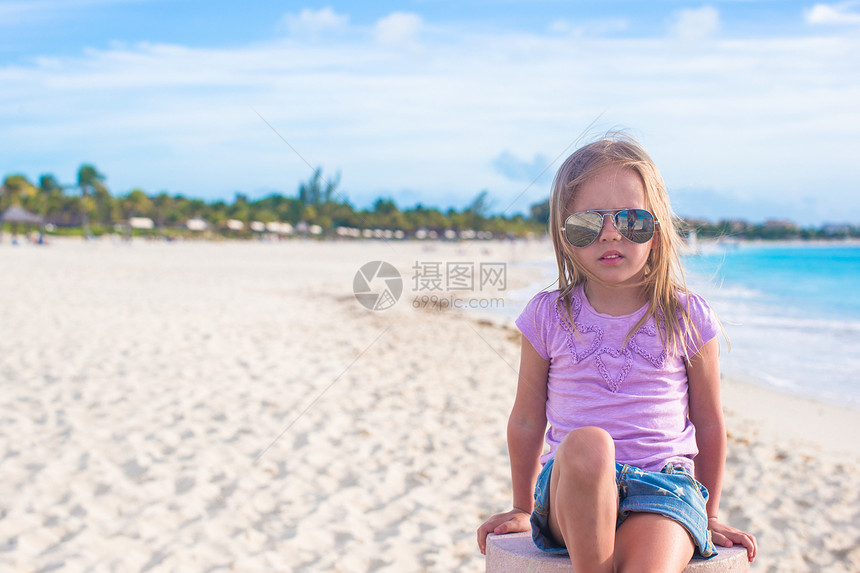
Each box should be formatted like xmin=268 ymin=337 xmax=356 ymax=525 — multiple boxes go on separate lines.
xmin=0 ymin=237 xmax=857 ymax=572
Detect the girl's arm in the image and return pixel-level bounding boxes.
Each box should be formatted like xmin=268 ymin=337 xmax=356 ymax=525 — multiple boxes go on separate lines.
xmin=687 ymin=337 xmax=757 ymax=562
xmin=507 ymin=335 xmax=550 ymax=513
xmin=477 ymin=335 xmax=549 ymax=554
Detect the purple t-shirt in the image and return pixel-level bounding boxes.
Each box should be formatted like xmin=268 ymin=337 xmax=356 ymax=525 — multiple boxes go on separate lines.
xmin=515 ymin=285 xmax=719 ymax=472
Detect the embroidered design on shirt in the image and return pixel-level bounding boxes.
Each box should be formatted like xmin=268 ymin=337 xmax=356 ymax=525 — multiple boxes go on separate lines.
xmin=595 ymin=346 xmax=633 ymax=392
xmin=552 ymin=295 xmax=602 ymax=364
xmin=628 ymin=323 xmax=667 ymax=368
xmin=551 ymin=290 xmax=675 ymax=392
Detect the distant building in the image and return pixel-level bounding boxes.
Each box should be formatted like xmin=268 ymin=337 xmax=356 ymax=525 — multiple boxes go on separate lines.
xmin=265 ymin=222 xmax=294 ymax=234
xmin=763 ymin=219 xmax=798 ymax=231
xmin=186 ymin=218 xmax=209 ymax=231
xmin=822 ymin=223 xmax=852 ymax=235
xmin=129 ymin=217 xmax=154 ymax=230
xmin=723 ymin=220 xmax=748 ymax=233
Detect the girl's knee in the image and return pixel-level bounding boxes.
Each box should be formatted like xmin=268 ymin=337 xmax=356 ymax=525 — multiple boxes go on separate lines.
xmin=556 ymin=426 xmax=615 ymax=476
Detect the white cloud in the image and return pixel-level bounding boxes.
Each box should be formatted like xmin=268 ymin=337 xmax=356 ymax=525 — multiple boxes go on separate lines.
xmin=283 ymin=7 xmax=349 ymax=37
xmin=805 ymin=2 xmax=860 ymax=24
xmin=374 ymin=12 xmax=423 ymax=45
xmin=548 ymin=18 xmax=629 ymax=36
xmin=492 ymin=151 xmax=552 ymax=182
xmin=671 ymin=6 xmax=721 ymax=41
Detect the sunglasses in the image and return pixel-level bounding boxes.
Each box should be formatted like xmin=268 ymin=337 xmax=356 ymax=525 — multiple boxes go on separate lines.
xmin=561 ymin=208 xmax=659 ymax=248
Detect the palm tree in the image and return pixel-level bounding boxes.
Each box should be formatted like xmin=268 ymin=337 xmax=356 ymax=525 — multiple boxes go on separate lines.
xmin=1 ymin=174 xmax=38 ymax=210
xmin=151 ymin=192 xmax=172 ymax=230
xmin=77 ymin=164 xmax=105 ymax=238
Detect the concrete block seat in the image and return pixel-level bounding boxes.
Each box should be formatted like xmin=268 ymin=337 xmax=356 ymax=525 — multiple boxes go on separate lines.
xmin=486 ymin=532 xmax=749 ymax=572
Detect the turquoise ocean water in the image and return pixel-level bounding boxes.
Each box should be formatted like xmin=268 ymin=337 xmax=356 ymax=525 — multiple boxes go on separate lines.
xmin=682 ymin=242 xmax=860 ymax=409
xmin=503 ymin=242 xmax=860 ymax=409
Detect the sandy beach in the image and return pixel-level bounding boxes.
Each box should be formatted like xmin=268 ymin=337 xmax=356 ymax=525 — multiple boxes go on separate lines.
xmin=1 ymin=237 xmax=858 ymax=572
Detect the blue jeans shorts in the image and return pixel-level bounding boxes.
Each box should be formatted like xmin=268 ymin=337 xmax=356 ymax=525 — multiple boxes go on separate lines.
xmin=531 ymin=457 xmax=717 ymax=559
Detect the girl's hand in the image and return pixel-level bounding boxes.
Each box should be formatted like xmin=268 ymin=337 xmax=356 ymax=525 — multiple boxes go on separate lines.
xmin=708 ymin=517 xmax=757 ymax=562
xmin=476 ymin=508 xmax=532 ymax=555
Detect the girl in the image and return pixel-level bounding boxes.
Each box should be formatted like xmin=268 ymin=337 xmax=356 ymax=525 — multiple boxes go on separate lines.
xmin=477 ymin=134 xmax=757 ymax=572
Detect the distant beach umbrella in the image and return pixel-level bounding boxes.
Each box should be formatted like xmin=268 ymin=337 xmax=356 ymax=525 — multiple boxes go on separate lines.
xmin=1 ymin=205 xmax=44 ymax=243
xmin=1 ymin=205 xmax=43 ymax=225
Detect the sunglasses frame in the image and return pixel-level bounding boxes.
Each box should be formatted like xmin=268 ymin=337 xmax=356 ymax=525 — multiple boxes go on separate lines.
xmin=561 ymin=208 xmax=659 ymax=248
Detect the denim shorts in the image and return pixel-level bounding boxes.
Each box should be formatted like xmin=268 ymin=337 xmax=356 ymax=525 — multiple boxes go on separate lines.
xmin=531 ymin=457 xmax=717 ymax=559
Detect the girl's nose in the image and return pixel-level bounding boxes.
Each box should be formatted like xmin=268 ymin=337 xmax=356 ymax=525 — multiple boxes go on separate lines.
xmin=597 ymin=213 xmax=621 ymax=241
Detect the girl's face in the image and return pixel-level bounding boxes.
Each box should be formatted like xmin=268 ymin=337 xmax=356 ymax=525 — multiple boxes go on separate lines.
xmin=565 ymin=166 xmax=655 ymax=289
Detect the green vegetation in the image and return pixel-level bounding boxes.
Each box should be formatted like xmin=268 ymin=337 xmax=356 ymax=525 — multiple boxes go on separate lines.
xmin=0 ymin=165 xmax=545 ymax=239
xmin=2 ymin=165 xmax=857 ymax=241
xmin=681 ymin=218 xmax=860 ymax=242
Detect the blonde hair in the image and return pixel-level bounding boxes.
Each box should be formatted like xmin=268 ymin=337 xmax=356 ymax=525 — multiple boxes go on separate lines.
xmin=548 ymin=132 xmax=698 ymax=357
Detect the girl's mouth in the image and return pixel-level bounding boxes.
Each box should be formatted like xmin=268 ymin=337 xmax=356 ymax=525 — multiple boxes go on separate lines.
xmin=599 ymin=251 xmax=623 ymax=264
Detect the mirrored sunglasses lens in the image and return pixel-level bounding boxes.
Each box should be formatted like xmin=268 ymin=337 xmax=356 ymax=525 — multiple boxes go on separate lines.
xmin=565 ymin=212 xmax=603 ymax=247
xmin=616 ymin=209 xmax=655 ymax=243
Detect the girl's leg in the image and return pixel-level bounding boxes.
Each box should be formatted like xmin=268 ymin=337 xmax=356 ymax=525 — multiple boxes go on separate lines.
xmin=614 ymin=513 xmax=695 ymax=573
xmin=548 ymin=426 xmax=618 ymax=573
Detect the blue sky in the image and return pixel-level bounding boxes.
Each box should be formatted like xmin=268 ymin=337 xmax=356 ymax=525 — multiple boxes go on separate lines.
xmin=1 ymin=1 xmax=859 ymax=225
